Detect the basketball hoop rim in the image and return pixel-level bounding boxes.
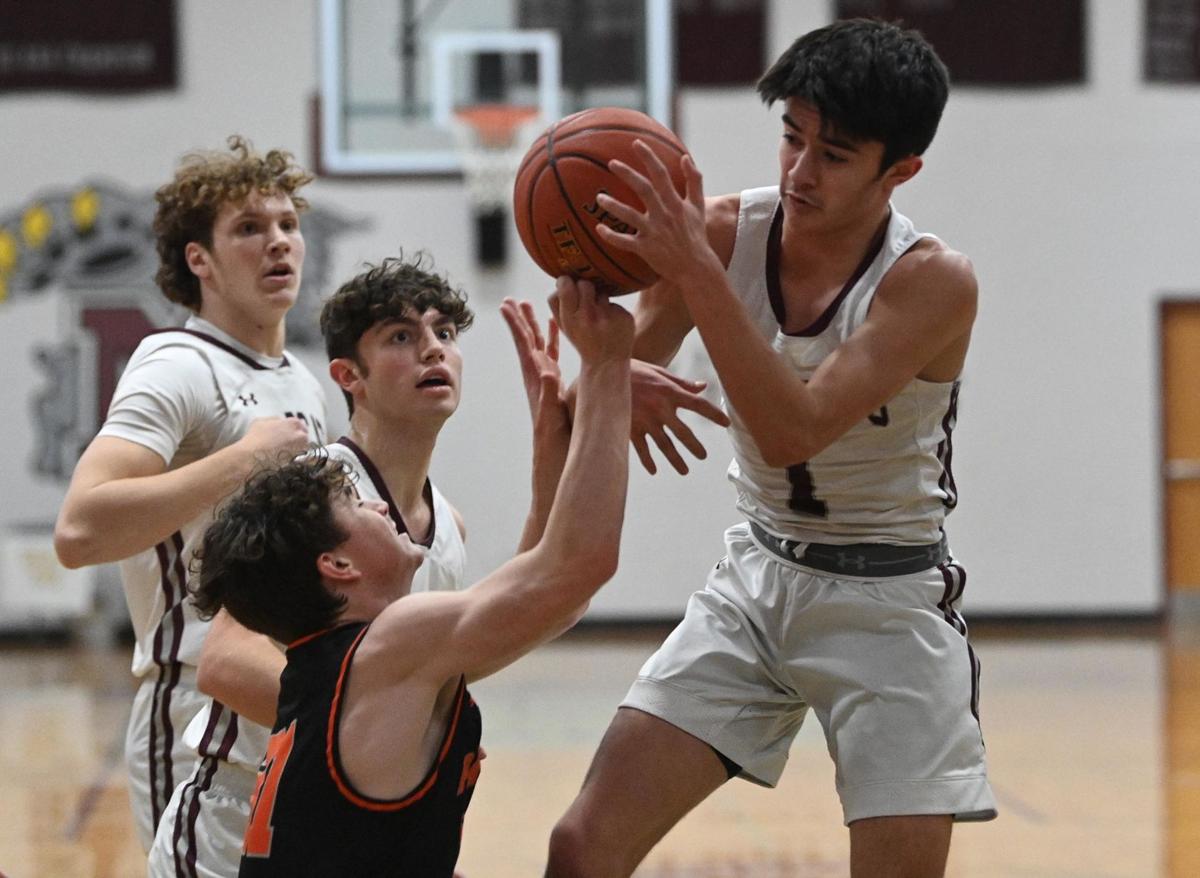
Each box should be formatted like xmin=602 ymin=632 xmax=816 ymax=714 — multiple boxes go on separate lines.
xmin=453 ymin=103 xmax=542 ymax=148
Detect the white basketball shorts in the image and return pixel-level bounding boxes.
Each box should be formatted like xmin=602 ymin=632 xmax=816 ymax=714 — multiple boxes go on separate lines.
xmin=622 ymin=522 xmax=997 ymax=825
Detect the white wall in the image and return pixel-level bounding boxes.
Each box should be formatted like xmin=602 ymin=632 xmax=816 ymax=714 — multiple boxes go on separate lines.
xmin=0 ymin=0 xmax=1184 ymax=617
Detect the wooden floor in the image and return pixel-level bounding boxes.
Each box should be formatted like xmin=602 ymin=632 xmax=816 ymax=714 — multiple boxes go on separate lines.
xmin=0 ymin=619 xmax=1195 ymax=877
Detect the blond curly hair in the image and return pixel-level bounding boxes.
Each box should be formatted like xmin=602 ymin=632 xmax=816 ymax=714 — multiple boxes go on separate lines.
xmin=152 ymin=135 xmax=314 ymax=310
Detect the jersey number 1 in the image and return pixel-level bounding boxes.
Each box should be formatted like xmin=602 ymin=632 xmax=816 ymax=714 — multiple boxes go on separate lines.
xmin=786 ymin=463 xmax=828 ymax=518
xmin=243 ymin=720 xmax=297 ymax=858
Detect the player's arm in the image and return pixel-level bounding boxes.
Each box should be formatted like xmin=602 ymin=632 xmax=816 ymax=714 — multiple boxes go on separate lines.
xmin=691 ymin=244 xmax=975 ymax=465
xmin=596 ymin=143 xmax=976 ymax=466
xmin=196 ymin=610 xmax=284 ymax=728
xmin=54 ymin=415 xmax=310 ymax=568
xmin=360 ymin=279 xmax=632 ymax=685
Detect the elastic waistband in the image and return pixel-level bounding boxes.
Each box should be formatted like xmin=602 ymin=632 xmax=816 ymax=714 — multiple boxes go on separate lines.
xmin=748 ymin=521 xmax=948 ymax=577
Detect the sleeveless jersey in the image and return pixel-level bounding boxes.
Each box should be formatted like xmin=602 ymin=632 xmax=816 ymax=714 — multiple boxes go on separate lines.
xmin=183 ymin=436 xmax=469 ymax=772
xmin=97 ymin=315 xmax=328 ymax=678
xmin=723 ymin=186 xmax=960 ymax=546
xmin=238 ymin=623 xmax=483 ymax=877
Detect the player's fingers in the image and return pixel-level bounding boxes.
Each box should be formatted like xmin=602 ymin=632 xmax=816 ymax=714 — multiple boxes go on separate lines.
xmin=547 ymin=317 xmax=560 ymax=362
xmin=632 ymin=434 xmax=657 ymax=476
xmin=520 ymin=300 xmax=545 ymax=351
xmin=593 ymin=221 xmax=641 ymax=254
xmin=682 ymin=154 xmax=705 ymax=210
xmin=559 ymin=275 xmax=583 ymax=316
xmin=633 ymin=139 xmax=677 ymax=199
xmin=668 ymin=418 xmax=707 ymax=460
xmin=548 ymin=290 xmax=563 ymax=327
xmin=649 ymin=429 xmax=689 ymax=475
xmin=499 ymin=303 xmax=536 ymax=361
xmin=657 ymin=367 xmax=706 ymax=390
xmin=594 ymin=191 xmax=642 ymax=228
xmin=677 ymin=393 xmax=731 ymax=426
xmin=608 ymin=158 xmax=660 ymax=210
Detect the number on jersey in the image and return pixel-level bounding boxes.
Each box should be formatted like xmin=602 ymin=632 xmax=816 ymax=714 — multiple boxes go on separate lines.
xmin=243 ymin=720 xmax=297 ymax=858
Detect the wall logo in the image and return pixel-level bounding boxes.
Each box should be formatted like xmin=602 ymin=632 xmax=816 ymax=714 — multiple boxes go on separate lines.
xmin=0 ymin=180 xmax=362 ymax=481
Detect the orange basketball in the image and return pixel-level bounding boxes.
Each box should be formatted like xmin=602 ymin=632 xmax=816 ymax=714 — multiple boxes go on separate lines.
xmin=512 ymin=107 xmax=690 ymax=296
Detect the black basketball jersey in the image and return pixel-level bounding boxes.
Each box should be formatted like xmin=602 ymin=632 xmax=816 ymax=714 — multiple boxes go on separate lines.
xmin=238 ymin=622 xmax=483 ymax=877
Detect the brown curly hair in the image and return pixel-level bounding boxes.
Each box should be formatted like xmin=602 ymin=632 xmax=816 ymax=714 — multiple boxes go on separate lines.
xmin=191 ymin=451 xmax=350 ymax=644
xmin=320 ymin=252 xmax=474 ymax=415
xmin=153 ymin=135 xmax=314 ymax=311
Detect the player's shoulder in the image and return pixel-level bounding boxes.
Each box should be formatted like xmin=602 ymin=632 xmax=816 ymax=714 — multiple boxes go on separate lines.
xmin=121 ymin=331 xmax=214 ymax=381
xmin=887 ymin=237 xmax=978 ymax=305
xmin=705 ymin=192 xmax=741 ymax=266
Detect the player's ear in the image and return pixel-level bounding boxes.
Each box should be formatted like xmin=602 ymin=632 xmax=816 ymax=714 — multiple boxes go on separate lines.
xmin=328 ymin=358 xmax=363 ymax=393
xmin=316 ymin=551 xmax=358 ymax=584
xmin=882 ymin=154 xmax=923 ymax=189
xmin=184 ymin=241 xmax=211 ymax=279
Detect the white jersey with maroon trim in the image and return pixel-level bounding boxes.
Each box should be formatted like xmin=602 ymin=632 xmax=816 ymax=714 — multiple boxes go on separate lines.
xmin=722 ymin=186 xmax=960 ymax=546
xmin=97 ymin=315 xmax=328 ymax=678
xmin=326 ymin=437 xmax=468 ymax=595
xmin=183 ymin=436 xmax=469 ymax=772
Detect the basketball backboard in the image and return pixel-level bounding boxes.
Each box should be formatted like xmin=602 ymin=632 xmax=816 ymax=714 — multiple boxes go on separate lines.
xmin=317 ymin=0 xmax=674 ymax=176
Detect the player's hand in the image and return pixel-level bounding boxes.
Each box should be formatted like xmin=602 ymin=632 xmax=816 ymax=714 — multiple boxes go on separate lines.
xmin=500 ymin=297 xmax=564 ymax=422
xmin=236 ymin=416 xmax=311 ymax=462
xmin=500 ymin=297 xmax=571 ymax=463
xmin=593 ymin=144 xmax=720 ymax=288
xmin=548 ymin=276 xmax=634 ymax=364
xmin=630 ymin=360 xmax=730 ymax=475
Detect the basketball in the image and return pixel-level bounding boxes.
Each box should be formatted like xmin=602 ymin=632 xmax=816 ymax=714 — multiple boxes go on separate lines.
xmin=512 ymin=107 xmax=690 ymax=296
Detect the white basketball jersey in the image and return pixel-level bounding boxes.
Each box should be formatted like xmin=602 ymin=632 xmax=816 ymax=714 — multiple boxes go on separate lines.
xmin=97 ymin=316 xmax=328 ymax=678
xmin=189 ymin=436 xmax=470 ymax=771
xmin=723 ymin=186 xmax=960 ymax=546
xmin=325 ymin=437 xmax=468 ymax=595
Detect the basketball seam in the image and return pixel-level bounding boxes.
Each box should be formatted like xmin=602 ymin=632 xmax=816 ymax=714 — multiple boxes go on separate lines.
xmin=521 ymin=162 xmax=563 ymax=280
xmin=520 ymin=123 xmax=568 ymax=279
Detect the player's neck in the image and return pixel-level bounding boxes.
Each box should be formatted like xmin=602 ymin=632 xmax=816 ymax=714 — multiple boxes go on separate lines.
xmin=196 ymin=301 xmax=287 ymax=357
xmin=348 ymin=412 xmax=438 ymax=512
xmin=779 ymin=207 xmax=890 ymax=287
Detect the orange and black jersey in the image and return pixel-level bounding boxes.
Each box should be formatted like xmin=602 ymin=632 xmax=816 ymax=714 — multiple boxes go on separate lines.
xmin=239 ymin=622 xmax=483 ymax=877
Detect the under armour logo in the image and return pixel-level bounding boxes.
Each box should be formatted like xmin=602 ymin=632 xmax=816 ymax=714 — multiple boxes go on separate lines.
xmin=238 ymin=393 xmax=258 ymax=406
xmin=836 ymin=551 xmax=868 ymax=571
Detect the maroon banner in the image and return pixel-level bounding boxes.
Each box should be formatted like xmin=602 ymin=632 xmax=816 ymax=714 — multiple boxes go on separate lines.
xmin=676 ymin=0 xmax=766 ymax=86
xmin=0 ymin=0 xmax=177 ymax=92
xmin=1146 ymin=0 xmax=1200 ymax=82
xmin=836 ymin=0 xmax=1085 ymax=86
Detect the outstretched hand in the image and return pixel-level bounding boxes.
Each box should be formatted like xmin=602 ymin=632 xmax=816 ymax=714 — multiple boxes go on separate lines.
xmin=501 ymin=297 xmax=571 ymax=552
xmin=630 ymin=360 xmax=730 ymax=475
xmin=500 ymin=297 xmax=563 ymax=424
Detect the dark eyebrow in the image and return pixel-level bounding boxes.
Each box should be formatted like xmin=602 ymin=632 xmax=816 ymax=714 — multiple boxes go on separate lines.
xmin=780 ymin=113 xmax=861 ymax=153
xmin=231 ymin=205 xmax=299 ymax=222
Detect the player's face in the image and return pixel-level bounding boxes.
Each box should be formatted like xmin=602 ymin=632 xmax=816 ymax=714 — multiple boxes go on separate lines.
xmin=332 ymin=488 xmax=424 ymax=595
xmin=354 ymin=307 xmax=463 ymax=425
xmin=197 ymin=191 xmax=305 ymax=326
xmin=776 ymin=98 xmax=892 ymax=232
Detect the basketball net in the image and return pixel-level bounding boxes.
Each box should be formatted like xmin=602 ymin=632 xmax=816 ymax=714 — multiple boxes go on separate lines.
xmin=451 ymin=104 xmax=542 ymax=213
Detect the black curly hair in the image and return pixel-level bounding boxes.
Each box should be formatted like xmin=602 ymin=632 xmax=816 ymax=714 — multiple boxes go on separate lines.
xmin=319 ymin=252 xmax=474 ymax=415
xmin=757 ymin=18 xmax=949 ymax=171
xmin=191 ymin=451 xmax=350 ymax=644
